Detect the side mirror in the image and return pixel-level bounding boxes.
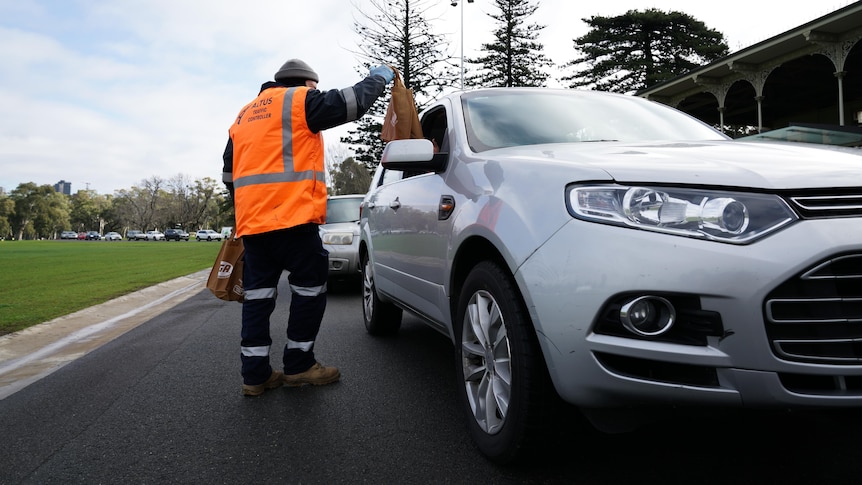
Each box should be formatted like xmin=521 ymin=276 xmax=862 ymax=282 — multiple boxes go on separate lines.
xmin=382 ymin=139 xmax=434 ymax=162
xmin=381 ymin=139 xmax=445 ymax=172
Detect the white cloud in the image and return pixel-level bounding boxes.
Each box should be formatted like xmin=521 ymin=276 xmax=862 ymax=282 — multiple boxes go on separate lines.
xmin=0 ymin=0 xmax=854 ymax=194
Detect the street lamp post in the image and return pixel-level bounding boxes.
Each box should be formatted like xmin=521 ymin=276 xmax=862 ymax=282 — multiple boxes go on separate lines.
xmin=451 ymin=0 xmax=474 ymax=90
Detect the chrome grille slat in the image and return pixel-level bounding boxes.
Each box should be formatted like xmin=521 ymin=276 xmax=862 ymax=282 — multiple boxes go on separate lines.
xmin=773 ymin=338 xmax=862 ymax=363
xmin=787 ymin=191 xmax=862 ymax=218
xmin=801 ymin=255 xmax=862 ymax=280
xmin=791 ymin=195 xmax=862 ymax=211
xmin=766 ymin=297 xmax=862 ymax=324
xmin=764 ymin=252 xmax=862 ymax=365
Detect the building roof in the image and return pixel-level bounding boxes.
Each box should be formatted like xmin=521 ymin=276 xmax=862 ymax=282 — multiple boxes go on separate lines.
xmin=637 ymin=2 xmax=862 ymax=132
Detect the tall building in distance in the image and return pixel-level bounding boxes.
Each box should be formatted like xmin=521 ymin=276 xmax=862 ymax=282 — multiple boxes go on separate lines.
xmin=54 ymin=180 xmax=71 ymax=195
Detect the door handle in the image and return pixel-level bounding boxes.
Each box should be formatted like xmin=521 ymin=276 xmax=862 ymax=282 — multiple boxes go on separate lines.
xmin=389 ymin=197 xmax=401 ymax=210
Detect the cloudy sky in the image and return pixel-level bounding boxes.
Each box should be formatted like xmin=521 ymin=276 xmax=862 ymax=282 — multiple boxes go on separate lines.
xmin=0 ymin=0 xmax=855 ymax=194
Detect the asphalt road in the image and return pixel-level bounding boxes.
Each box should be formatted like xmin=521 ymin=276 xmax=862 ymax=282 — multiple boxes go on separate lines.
xmin=2 ymin=275 xmax=862 ymax=484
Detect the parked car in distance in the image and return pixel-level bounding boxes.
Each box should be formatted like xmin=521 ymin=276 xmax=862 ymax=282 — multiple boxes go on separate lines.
xmin=76 ymin=232 xmax=87 ymax=240
xmin=60 ymin=231 xmax=78 ymax=239
xmin=104 ymin=232 xmax=122 ymax=241
xmin=320 ymin=195 xmax=363 ymax=281
xmin=144 ymin=230 xmax=165 ymax=241
xmin=127 ymin=230 xmax=144 ymax=241
xmin=196 ymin=229 xmax=223 ymax=241
xmin=164 ymin=228 xmax=190 ymax=241
xmin=85 ymin=231 xmax=102 ymax=240
xmin=359 ymin=87 xmax=862 ymax=464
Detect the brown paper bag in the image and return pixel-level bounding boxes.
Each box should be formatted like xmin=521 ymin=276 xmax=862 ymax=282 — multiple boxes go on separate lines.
xmin=206 ymin=235 xmax=245 ymax=302
xmin=381 ymin=69 xmax=423 ymax=142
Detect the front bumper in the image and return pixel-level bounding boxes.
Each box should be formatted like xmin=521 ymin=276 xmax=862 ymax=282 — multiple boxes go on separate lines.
xmin=517 ymin=216 xmax=862 ymax=408
xmin=324 ymin=242 xmax=360 ymax=276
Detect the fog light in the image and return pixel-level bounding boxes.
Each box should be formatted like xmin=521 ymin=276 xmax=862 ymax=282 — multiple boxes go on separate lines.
xmin=619 ymin=296 xmax=675 ymax=336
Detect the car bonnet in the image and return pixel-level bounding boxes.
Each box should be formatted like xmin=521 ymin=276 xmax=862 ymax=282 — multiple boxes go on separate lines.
xmin=492 ymin=140 xmax=862 ymax=190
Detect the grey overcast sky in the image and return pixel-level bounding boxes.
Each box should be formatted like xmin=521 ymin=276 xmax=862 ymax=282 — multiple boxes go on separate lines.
xmin=0 ymin=0 xmax=855 ymax=194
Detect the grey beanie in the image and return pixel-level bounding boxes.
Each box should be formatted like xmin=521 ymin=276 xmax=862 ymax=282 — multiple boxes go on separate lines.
xmin=274 ymin=58 xmax=319 ymax=83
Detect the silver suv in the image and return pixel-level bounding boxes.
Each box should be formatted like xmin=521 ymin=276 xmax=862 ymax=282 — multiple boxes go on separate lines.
xmin=359 ymin=88 xmax=862 ymax=463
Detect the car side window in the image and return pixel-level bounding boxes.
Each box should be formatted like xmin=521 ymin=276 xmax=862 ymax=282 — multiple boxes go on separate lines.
xmin=380 ymin=168 xmax=404 ymax=186
xmin=422 ymin=107 xmax=449 ymax=155
xmin=374 ymin=105 xmax=450 ymax=188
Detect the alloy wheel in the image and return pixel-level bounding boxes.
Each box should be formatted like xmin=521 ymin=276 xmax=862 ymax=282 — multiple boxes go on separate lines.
xmin=461 ymin=289 xmax=512 ymax=434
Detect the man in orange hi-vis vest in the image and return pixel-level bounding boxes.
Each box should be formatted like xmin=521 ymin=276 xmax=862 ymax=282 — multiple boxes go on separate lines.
xmin=223 ymin=59 xmax=394 ymax=396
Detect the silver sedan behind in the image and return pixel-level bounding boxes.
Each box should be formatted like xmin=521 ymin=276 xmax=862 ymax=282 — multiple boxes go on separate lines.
xmin=320 ymin=194 xmax=364 ymax=281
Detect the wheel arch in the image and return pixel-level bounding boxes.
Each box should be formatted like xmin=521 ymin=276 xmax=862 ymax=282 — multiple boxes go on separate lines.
xmin=449 ymin=236 xmax=518 ymax=326
xmin=449 ymin=235 xmax=556 ymax=384
xmin=358 ymin=238 xmax=369 ymax=266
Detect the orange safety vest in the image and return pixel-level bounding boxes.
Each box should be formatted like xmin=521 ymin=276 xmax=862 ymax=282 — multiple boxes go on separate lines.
xmin=229 ymin=86 xmax=326 ymax=237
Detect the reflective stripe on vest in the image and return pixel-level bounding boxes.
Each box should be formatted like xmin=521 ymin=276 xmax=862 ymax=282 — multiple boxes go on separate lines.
xmin=229 ymin=86 xmax=327 ymax=236
xmin=233 ymin=88 xmax=324 ymax=189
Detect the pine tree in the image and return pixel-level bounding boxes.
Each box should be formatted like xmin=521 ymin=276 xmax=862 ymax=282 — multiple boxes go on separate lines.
xmin=466 ymin=0 xmax=552 ymax=88
xmin=565 ymin=9 xmax=729 ymax=94
xmin=342 ymin=0 xmax=456 ymax=171
xmin=330 ymin=157 xmax=372 ymax=195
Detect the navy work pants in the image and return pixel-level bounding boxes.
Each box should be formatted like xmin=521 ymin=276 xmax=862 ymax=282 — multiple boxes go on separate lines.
xmin=240 ymin=223 xmax=328 ymax=385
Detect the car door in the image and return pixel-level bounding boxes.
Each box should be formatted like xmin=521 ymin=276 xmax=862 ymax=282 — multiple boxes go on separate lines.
xmin=366 ymin=105 xmax=454 ymax=327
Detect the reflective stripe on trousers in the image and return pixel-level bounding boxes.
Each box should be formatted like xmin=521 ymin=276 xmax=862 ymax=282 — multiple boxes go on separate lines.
xmin=239 ymin=224 xmax=329 ymax=384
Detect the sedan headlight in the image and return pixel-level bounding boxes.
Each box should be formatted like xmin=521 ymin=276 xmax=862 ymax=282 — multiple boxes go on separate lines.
xmin=567 ymin=185 xmax=797 ymax=244
xmin=321 ymin=232 xmax=354 ymax=245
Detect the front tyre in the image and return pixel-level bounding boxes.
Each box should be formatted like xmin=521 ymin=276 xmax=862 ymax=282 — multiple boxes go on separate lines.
xmin=455 ymin=260 xmax=553 ymax=464
xmin=361 ymin=254 xmax=402 ymax=335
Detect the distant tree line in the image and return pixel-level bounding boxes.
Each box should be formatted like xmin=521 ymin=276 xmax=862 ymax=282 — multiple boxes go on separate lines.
xmin=0 ymin=156 xmax=372 ymax=241
xmin=0 ymin=175 xmax=231 ymax=241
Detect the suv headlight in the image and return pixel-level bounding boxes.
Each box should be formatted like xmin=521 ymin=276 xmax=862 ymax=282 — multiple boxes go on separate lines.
xmin=567 ymin=185 xmax=797 ymax=244
xmin=321 ymin=232 xmax=354 ymax=245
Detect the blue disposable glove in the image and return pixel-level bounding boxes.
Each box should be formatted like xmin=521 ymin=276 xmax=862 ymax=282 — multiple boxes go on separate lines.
xmin=370 ymin=65 xmax=395 ymax=84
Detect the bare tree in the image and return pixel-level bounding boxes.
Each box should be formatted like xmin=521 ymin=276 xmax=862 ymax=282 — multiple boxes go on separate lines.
xmin=113 ymin=176 xmax=165 ymax=231
xmin=342 ymin=0 xmax=456 ymax=170
xmin=324 ymin=141 xmax=355 ymax=191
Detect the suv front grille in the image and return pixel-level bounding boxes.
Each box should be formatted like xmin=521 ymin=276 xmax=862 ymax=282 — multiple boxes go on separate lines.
xmin=765 ymin=253 xmax=862 ymax=364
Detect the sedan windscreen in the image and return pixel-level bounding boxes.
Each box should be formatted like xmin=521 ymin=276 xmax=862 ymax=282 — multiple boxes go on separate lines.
xmin=461 ymin=90 xmax=727 ymax=152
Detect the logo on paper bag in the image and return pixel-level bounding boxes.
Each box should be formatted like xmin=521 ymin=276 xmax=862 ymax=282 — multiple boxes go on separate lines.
xmin=218 ymin=261 xmax=233 ymax=279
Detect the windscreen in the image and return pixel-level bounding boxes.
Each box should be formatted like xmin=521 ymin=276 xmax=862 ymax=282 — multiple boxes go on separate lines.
xmin=461 ymin=90 xmax=727 ymax=152
xmin=326 ymin=197 xmax=362 ymax=223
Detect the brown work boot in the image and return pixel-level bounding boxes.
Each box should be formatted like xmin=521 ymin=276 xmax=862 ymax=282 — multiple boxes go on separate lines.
xmin=283 ymin=362 xmax=340 ymax=387
xmin=242 ymin=370 xmax=284 ymax=396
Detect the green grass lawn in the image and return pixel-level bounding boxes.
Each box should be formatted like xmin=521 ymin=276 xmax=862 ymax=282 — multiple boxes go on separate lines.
xmin=0 ymin=240 xmax=222 ymax=335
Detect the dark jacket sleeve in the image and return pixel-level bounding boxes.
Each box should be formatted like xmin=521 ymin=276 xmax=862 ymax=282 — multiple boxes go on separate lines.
xmin=222 ymin=138 xmax=235 ymax=200
xmin=304 ymin=74 xmax=388 ymax=133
